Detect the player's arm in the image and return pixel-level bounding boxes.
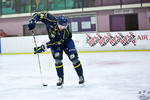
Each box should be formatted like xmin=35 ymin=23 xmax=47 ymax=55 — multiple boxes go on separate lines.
xmin=28 ymin=13 xmax=41 ymax=30
xmin=34 ymin=44 xmax=45 ymax=54
xmin=46 ymin=26 xmax=72 ymax=48
xmin=46 ymin=38 xmax=64 ymax=48
xmin=42 ymin=12 xmax=57 ymax=23
xmin=33 ymin=36 xmax=64 ymax=54
xmin=33 ymin=39 xmax=64 ymax=54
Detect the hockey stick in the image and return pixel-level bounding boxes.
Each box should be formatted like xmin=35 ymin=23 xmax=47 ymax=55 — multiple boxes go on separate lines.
xmin=32 ymin=31 xmax=47 ymax=87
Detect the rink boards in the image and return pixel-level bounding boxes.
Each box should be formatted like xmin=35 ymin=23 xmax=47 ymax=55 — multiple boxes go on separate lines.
xmin=0 ymin=30 xmax=150 ymax=54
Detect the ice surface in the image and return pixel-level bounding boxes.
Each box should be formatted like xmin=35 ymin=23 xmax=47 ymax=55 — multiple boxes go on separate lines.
xmin=0 ymin=52 xmax=150 ymax=100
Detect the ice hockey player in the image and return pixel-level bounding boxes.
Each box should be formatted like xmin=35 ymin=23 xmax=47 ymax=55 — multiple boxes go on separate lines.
xmin=28 ymin=12 xmax=85 ymax=87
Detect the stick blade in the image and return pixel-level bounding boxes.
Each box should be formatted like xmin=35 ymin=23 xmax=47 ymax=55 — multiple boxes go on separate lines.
xmin=43 ymin=84 xmax=48 ymax=87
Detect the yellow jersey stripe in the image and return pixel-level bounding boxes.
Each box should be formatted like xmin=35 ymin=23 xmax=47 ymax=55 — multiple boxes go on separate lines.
xmin=66 ymin=28 xmax=70 ymax=37
xmin=33 ymin=13 xmax=39 ymax=18
xmin=47 ymin=42 xmax=57 ymax=46
xmin=47 ymin=39 xmax=64 ymax=46
xmin=49 ymin=28 xmax=52 ymax=34
xmin=43 ymin=17 xmax=57 ymax=22
xmin=63 ymin=30 xmax=65 ymax=39
xmin=44 ymin=12 xmax=57 ymax=19
xmin=56 ymin=64 xmax=63 ymax=68
xmin=74 ymin=63 xmax=81 ymax=68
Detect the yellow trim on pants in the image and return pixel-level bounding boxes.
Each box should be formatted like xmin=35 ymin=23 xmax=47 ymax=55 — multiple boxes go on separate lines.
xmin=74 ymin=63 xmax=81 ymax=69
xmin=56 ymin=65 xmax=63 ymax=68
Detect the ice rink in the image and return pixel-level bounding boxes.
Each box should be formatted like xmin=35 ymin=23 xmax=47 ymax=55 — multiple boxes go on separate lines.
xmin=0 ymin=52 xmax=150 ymax=100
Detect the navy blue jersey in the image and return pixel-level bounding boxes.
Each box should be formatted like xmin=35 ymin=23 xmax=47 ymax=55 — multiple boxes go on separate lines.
xmin=31 ymin=12 xmax=72 ymax=47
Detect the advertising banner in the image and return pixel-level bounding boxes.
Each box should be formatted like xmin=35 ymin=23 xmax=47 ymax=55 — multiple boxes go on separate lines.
xmin=85 ymin=31 xmax=150 ymax=50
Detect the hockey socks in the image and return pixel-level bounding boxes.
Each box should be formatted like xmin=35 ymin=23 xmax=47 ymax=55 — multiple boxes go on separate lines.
xmin=73 ymin=61 xmax=83 ymax=77
xmin=55 ymin=63 xmax=64 ymax=87
xmin=55 ymin=63 xmax=64 ymax=78
xmin=73 ymin=61 xmax=85 ymax=85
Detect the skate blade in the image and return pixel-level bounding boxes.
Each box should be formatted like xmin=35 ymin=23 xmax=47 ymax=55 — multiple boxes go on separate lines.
xmin=57 ymin=85 xmax=63 ymax=89
xmin=79 ymin=83 xmax=85 ymax=87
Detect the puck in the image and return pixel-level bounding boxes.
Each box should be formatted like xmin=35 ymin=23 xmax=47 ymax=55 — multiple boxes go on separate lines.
xmin=43 ymin=84 xmax=48 ymax=87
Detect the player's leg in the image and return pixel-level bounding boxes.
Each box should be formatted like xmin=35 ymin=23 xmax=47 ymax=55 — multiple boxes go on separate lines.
xmin=51 ymin=46 xmax=64 ymax=86
xmin=64 ymin=39 xmax=85 ymax=84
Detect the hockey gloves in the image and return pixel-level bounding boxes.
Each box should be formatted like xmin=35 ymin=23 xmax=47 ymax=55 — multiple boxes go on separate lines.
xmin=28 ymin=19 xmax=36 ymax=30
xmin=34 ymin=45 xmax=45 ymax=54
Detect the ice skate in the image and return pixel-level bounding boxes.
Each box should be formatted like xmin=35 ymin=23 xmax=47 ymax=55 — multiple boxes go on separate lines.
xmin=79 ymin=75 xmax=85 ymax=87
xmin=57 ymin=77 xmax=64 ymax=89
